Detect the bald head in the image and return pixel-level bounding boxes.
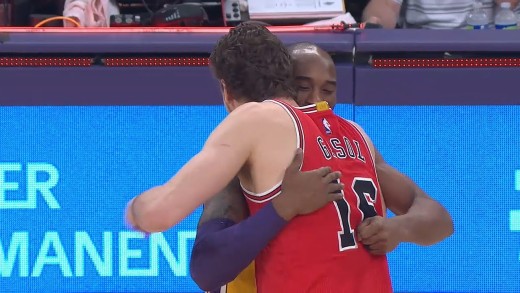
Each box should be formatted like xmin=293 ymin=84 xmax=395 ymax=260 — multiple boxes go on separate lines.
xmin=288 ymin=42 xmax=334 ymax=64
xmin=287 ymin=43 xmax=337 ymax=109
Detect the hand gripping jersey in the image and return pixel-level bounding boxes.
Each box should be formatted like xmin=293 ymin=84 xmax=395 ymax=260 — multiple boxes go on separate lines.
xmin=241 ymin=100 xmax=393 ymax=293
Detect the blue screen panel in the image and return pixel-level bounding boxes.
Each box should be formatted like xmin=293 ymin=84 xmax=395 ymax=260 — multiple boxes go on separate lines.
xmin=5 ymin=104 xmax=518 ymax=292
xmin=0 ymin=106 xmax=228 ymax=293
xmin=332 ymin=103 xmax=354 ymax=121
xmin=0 ymin=104 xmax=353 ymax=293
xmin=355 ymin=105 xmax=520 ymax=293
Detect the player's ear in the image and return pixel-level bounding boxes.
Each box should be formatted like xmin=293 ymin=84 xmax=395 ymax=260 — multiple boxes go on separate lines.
xmin=220 ymin=80 xmax=234 ymax=103
xmin=219 ymin=79 xmax=225 ymax=92
xmin=220 ymin=80 xmax=234 ymax=112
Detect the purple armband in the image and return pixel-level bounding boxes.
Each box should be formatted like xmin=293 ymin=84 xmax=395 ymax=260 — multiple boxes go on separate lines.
xmin=190 ymin=202 xmax=287 ymax=291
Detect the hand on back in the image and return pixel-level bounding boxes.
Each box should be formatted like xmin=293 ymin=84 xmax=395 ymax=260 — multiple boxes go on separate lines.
xmin=273 ymin=149 xmax=344 ymax=221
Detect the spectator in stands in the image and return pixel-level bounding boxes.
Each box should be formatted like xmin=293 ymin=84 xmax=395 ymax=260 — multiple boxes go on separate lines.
xmin=362 ymin=0 xmax=519 ymax=29
xmin=344 ymin=0 xmax=371 ymax=22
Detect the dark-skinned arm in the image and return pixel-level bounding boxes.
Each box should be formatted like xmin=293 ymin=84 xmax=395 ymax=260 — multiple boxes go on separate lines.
xmin=378 ymin=148 xmax=453 ymax=244
xmin=352 ymin=123 xmax=454 ymax=255
xmin=362 ymin=0 xmax=401 ymax=29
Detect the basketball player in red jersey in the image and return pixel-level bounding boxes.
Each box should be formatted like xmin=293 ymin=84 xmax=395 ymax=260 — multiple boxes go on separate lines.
xmin=126 ymin=25 xmax=453 ymax=292
xmin=189 ymin=42 xmax=454 ymax=292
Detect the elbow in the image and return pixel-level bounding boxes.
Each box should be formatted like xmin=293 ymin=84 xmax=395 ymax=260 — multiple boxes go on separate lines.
xmin=189 ymin=248 xmax=228 ymax=291
xmin=190 ymin=267 xmax=221 ymax=291
xmin=420 ymin=211 xmax=454 ymax=246
xmin=437 ymin=206 xmax=454 ymax=241
xmin=362 ymin=0 xmax=400 ymax=29
xmin=189 ymin=268 xmax=212 ymax=291
xmin=400 ymin=204 xmax=454 ymax=247
xmin=443 ymin=212 xmax=455 ymax=239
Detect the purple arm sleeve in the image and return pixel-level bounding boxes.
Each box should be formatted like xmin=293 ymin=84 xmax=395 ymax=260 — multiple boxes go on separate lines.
xmin=189 ymin=202 xmax=287 ymax=291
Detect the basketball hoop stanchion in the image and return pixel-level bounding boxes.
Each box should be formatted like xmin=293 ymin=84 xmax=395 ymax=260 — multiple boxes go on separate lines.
xmin=0 ymin=23 xmax=352 ymax=34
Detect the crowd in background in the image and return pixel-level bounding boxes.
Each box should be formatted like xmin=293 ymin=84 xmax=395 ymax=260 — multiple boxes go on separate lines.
xmin=21 ymin=0 xmax=520 ymax=29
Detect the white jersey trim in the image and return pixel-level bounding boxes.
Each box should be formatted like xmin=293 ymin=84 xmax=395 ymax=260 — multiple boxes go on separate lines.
xmin=241 ymin=99 xmax=305 ymax=203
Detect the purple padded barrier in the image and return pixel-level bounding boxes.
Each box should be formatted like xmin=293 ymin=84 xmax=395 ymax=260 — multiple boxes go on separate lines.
xmin=0 ymin=32 xmax=354 ymax=106
xmin=354 ymin=30 xmax=520 ymax=106
xmin=0 ymin=64 xmax=353 ymax=106
xmin=355 ymin=67 xmax=520 ymax=105
xmin=0 ymin=32 xmax=354 ymax=53
xmin=355 ymin=29 xmax=520 ymax=52
xmin=0 ymin=67 xmax=221 ymax=105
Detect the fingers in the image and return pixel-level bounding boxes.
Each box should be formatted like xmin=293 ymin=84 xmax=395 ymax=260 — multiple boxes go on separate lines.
xmin=357 ymin=216 xmax=374 ymax=232
xmin=360 ymin=232 xmax=385 ymax=246
xmin=287 ymin=148 xmax=303 ymax=171
xmin=327 ymin=192 xmax=344 ymax=201
xmin=357 ymin=217 xmax=382 ymax=241
xmin=323 ymin=170 xmax=341 ymax=183
xmin=305 ymin=167 xmax=339 ymax=179
xmin=365 ymin=241 xmax=387 ymax=255
xmin=312 ymin=166 xmax=333 ymax=177
xmin=327 ymin=182 xmax=344 ymax=194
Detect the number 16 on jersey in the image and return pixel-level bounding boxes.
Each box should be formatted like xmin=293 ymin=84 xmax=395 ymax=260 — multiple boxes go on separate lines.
xmin=333 ymin=177 xmax=379 ymax=251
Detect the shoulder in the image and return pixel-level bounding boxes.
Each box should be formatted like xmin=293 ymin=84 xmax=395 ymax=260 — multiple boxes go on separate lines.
xmin=339 ymin=118 xmax=377 ymax=161
xmin=227 ymin=101 xmax=293 ymax=128
xmin=339 ymin=119 xmax=370 ymax=141
xmin=212 ymin=102 xmax=267 ymax=136
xmin=206 ymin=101 xmax=293 ymax=146
xmin=232 ymin=101 xmax=287 ymax=117
xmin=335 ymin=118 xmax=367 ymax=137
xmin=344 ymin=119 xmax=365 ymax=134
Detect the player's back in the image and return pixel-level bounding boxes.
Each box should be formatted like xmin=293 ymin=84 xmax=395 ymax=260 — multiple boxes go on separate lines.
xmin=244 ymin=101 xmax=392 ymax=292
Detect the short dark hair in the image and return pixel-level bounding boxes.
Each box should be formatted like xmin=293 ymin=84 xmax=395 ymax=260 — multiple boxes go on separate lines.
xmin=209 ymin=22 xmax=295 ymax=102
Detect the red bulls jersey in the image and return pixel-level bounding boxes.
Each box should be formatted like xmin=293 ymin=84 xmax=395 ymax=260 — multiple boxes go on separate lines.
xmin=242 ymin=100 xmax=392 ymax=293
